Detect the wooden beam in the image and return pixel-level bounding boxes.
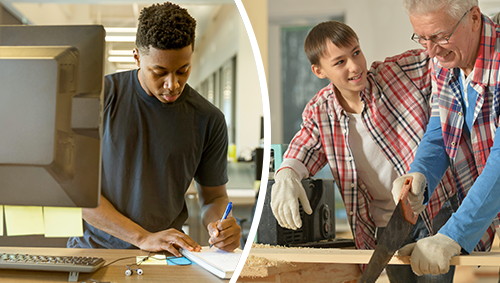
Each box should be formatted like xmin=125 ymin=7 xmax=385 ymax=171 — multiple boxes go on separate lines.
xmin=239 ymin=260 xmax=361 ymax=282
xmin=248 ymin=247 xmax=500 ymax=267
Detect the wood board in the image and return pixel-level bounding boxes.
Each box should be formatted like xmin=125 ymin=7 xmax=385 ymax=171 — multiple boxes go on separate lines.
xmin=246 ymin=246 xmax=500 ymax=267
xmin=240 ymin=259 xmax=361 ymax=279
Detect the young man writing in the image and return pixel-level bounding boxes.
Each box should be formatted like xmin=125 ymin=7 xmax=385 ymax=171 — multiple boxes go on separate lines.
xmin=68 ymin=2 xmax=241 ymax=255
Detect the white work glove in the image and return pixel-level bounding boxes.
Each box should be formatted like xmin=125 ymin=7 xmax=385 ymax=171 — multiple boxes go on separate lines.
xmin=397 ymin=233 xmax=461 ymax=275
xmin=270 ymin=168 xmax=312 ymax=230
xmin=391 ymin=172 xmax=426 ymax=214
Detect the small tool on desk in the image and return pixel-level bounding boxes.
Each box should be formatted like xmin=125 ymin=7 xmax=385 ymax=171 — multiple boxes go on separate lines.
xmin=359 ymin=177 xmax=418 ymax=283
xmin=210 ymin=202 xmax=233 ymax=248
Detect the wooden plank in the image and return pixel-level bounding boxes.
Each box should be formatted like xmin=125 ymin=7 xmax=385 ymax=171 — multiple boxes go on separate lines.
xmin=240 ymin=261 xmax=318 ymax=277
xmin=248 ymin=247 xmax=500 ymax=267
xmin=275 ymin=263 xmax=359 ymax=283
xmin=239 ymin=262 xmax=361 ymax=282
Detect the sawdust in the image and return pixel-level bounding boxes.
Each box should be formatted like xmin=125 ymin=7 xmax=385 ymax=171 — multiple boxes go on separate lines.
xmin=251 ymin=242 xmax=314 ymax=250
xmin=240 ymin=243 xmax=360 ymax=279
xmin=244 ymin=255 xmax=281 ymax=266
xmin=241 ymin=253 xmax=298 ymax=278
xmin=244 ymin=243 xmax=294 ymax=266
xmin=250 ymin=242 xmax=352 ymax=254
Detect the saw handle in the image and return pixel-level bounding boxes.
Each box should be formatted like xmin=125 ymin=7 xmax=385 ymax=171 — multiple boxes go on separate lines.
xmin=398 ymin=176 xmax=418 ymax=225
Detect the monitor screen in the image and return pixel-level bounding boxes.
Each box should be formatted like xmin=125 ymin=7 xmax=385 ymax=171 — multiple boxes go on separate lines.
xmin=0 ymin=25 xmax=105 ymax=208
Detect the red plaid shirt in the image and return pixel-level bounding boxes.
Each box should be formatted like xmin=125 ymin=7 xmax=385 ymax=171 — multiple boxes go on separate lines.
xmin=423 ymin=14 xmax=500 ymax=253
xmin=281 ymin=49 xmax=456 ymax=251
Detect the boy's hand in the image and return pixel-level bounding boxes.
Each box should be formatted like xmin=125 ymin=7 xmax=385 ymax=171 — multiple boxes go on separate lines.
xmin=391 ymin=172 xmax=426 ymax=214
xmin=271 ymin=168 xmax=312 ymax=230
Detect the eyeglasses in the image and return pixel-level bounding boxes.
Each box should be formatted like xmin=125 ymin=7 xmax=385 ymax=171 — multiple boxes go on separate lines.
xmin=411 ymin=7 xmax=473 ymax=46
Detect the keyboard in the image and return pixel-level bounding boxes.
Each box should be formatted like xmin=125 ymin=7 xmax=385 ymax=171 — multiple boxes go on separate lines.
xmin=0 ymin=252 xmax=105 ymax=273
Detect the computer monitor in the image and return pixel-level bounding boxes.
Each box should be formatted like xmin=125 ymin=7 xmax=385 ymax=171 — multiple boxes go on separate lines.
xmin=0 ymin=25 xmax=105 ymax=208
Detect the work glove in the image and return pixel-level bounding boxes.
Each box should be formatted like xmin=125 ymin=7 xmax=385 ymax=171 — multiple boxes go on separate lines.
xmin=391 ymin=172 xmax=426 ymax=214
xmin=397 ymin=233 xmax=461 ymax=275
xmin=270 ymin=168 xmax=312 ymax=230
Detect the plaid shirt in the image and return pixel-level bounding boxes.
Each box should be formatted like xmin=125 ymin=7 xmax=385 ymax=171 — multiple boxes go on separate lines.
xmin=282 ymin=49 xmax=456 ymax=251
xmin=423 ymin=14 xmax=500 ymax=253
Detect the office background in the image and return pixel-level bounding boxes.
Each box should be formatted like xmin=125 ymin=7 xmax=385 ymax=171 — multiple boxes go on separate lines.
xmin=0 ymin=0 xmax=268 ymax=248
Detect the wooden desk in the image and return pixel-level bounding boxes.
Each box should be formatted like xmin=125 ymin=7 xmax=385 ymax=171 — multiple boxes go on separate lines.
xmin=0 ymin=247 xmax=227 ymax=283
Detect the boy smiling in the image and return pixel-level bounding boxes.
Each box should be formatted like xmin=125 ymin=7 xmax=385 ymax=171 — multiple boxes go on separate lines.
xmin=271 ymin=21 xmax=457 ymax=282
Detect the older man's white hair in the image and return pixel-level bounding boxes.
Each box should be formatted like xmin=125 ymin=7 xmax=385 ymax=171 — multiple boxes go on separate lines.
xmin=403 ymin=0 xmax=478 ymax=21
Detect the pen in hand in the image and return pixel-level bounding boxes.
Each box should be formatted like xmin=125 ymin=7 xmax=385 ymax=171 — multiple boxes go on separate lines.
xmin=209 ymin=202 xmax=233 ymax=248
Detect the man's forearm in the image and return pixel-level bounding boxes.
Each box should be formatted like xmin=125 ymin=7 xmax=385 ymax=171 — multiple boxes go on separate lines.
xmin=438 ymin=132 xmax=500 ymax=253
xmin=196 ymin=184 xmax=230 ymax=227
xmin=200 ymin=195 xmax=229 ymax=227
xmin=409 ymin=116 xmax=450 ymax=202
xmin=198 ymin=183 xmax=241 ymax=251
xmin=82 ymin=195 xmax=150 ymax=247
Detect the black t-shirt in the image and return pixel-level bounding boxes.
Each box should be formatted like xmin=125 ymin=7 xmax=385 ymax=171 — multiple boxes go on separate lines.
xmin=68 ymin=69 xmax=228 ymax=249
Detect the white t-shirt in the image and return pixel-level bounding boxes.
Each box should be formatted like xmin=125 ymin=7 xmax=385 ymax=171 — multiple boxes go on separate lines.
xmin=347 ymin=112 xmax=398 ymax=227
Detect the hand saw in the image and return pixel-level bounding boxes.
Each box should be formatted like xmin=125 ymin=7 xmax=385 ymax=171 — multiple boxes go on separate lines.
xmin=359 ymin=176 xmax=418 ymax=283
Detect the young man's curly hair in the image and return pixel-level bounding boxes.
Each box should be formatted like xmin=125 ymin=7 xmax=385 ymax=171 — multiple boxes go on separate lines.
xmin=135 ymin=2 xmax=196 ymax=53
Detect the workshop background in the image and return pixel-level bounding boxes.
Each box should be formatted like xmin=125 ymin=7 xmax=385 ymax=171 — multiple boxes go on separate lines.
xmin=266 ymin=1 xmax=500 ymax=282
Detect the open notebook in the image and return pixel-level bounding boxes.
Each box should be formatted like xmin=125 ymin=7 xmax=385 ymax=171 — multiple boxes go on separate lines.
xmin=179 ymin=246 xmax=243 ymax=279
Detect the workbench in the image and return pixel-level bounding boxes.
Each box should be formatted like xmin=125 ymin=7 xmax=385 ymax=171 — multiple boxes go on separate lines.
xmin=238 ymin=245 xmax=361 ymax=283
xmin=0 ymin=246 xmax=227 ymax=283
xmin=237 ymin=244 xmax=500 ymax=283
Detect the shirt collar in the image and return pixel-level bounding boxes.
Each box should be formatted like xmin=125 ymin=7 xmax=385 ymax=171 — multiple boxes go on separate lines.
xmin=472 ymin=14 xmax=499 ymax=86
xmin=460 ymin=68 xmax=475 ymax=87
xmin=327 ymin=82 xmax=345 ymax=118
xmin=328 ymin=82 xmax=366 ymax=118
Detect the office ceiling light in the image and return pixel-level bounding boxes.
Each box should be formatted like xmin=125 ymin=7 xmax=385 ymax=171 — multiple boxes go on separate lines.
xmin=105 ymin=36 xmax=136 ymax=42
xmin=104 ymin=27 xmax=137 ymax=42
xmin=108 ymin=50 xmax=134 ymax=56
xmin=105 ymin=27 xmax=137 ymax=33
xmin=108 ymin=56 xmax=135 ymax=63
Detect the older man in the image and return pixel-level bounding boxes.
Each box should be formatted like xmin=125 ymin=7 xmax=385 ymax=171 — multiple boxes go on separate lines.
xmin=392 ymin=0 xmax=500 ymax=276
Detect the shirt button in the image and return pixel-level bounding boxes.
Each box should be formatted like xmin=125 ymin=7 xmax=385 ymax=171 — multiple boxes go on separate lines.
xmin=458 ymin=112 xmax=463 ymax=116
xmin=360 ymin=184 xmax=366 ymax=189
xmin=343 ymin=129 xmax=347 ymax=134
xmin=350 ymin=183 xmax=355 ymax=188
xmin=349 ymin=211 xmax=354 ymax=216
xmin=349 ymin=156 xmax=353 ymax=161
xmin=451 ymin=142 xmax=456 ymax=146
